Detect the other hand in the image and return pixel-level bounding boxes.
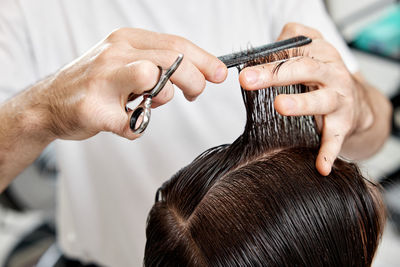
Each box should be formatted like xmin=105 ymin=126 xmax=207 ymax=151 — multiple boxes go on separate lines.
xmin=239 ymin=23 xmax=391 ymax=176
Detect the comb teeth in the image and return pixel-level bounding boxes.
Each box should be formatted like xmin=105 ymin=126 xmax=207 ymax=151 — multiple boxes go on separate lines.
xmin=218 ymin=36 xmax=311 ymax=68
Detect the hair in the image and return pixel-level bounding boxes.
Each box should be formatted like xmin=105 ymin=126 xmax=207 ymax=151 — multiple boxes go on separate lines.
xmin=144 ymin=49 xmax=385 ymax=267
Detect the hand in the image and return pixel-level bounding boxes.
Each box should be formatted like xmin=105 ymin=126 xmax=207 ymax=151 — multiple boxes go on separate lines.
xmin=1 ymin=28 xmax=226 ymax=188
xmin=37 ymin=28 xmax=227 ymax=141
xmin=239 ymin=23 xmax=390 ymax=176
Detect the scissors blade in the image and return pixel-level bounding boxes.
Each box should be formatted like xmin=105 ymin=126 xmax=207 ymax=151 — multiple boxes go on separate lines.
xmin=148 ymin=54 xmax=184 ymax=97
xmin=164 ymin=53 xmax=184 ymax=78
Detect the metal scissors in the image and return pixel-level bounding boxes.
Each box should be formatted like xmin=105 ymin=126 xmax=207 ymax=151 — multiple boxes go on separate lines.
xmin=129 ymin=54 xmax=184 ymax=134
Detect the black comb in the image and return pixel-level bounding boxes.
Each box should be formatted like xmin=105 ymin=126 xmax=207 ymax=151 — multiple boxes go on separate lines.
xmin=218 ymin=35 xmax=312 ymax=68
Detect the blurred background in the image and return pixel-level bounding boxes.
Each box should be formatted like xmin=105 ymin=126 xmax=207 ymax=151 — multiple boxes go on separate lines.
xmin=0 ymin=0 xmax=399 ymax=266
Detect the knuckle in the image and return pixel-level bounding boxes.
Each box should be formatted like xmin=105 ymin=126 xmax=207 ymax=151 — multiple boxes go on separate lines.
xmin=135 ymin=60 xmax=157 ymax=78
xmin=283 ymin=22 xmax=297 ymax=31
xmin=107 ymin=28 xmax=123 ymax=41
xmin=282 ymin=23 xmax=323 ymax=39
xmin=312 ymin=39 xmax=341 ymax=60
xmin=324 ymin=42 xmax=341 ymax=59
xmin=282 ymin=22 xmax=298 ymax=35
xmin=106 ymin=27 xmax=131 ymax=42
xmin=132 ymin=61 xmax=159 ymax=89
xmin=312 ymin=28 xmax=323 ymax=39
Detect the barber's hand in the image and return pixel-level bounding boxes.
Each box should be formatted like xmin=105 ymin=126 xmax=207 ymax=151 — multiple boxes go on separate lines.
xmin=239 ymin=23 xmax=377 ymax=176
xmin=41 ymin=28 xmax=227 ymax=141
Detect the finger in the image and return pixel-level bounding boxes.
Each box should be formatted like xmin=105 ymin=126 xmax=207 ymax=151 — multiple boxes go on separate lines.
xmin=118 ymin=83 xmax=174 ymax=139
xmin=151 ymin=81 xmax=175 ymax=108
xmin=111 ymin=60 xmax=160 ymax=96
xmin=134 ymin=49 xmax=206 ymax=101
xmin=316 ymin=121 xmax=346 ymax=176
xmin=277 ymin=23 xmax=323 ymax=41
xmin=277 ymin=27 xmax=342 ymax=63
xmin=285 ymin=39 xmax=342 ymax=63
xmin=107 ymin=28 xmax=227 ymax=83
xmin=274 ymin=89 xmax=340 ymax=116
xmin=239 ymin=56 xmax=331 ymax=90
xmin=100 ymin=108 xmax=141 ymax=141
xmin=273 ymin=21 xmax=341 ymax=63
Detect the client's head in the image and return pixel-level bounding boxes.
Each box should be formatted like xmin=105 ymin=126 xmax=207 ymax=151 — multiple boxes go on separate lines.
xmin=144 ymin=50 xmax=385 ymax=267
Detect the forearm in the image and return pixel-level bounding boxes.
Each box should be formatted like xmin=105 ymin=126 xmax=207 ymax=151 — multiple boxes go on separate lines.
xmin=340 ymin=74 xmax=392 ymax=160
xmin=0 ymin=79 xmax=55 ymax=192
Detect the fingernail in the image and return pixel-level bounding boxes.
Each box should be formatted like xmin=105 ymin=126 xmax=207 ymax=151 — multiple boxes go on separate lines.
xmin=243 ymin=69 xmax=259 ymax=85
xmin=323 ymin=157 xmax=332 ymax=175
xmin=214 ymin=65 xmax=227 ymax=82
xmin=282 ymin=96 xmax=296 ymax=111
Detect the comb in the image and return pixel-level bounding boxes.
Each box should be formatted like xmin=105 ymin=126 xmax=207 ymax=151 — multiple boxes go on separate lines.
xmin=218 ymin=36 xmax=312 ymax=68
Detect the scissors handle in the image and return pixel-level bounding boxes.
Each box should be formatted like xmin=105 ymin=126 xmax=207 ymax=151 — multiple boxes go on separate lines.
xmin=129 ymin=54 xmax=184 ymax=134
xmin=130 ymin=97 xmax=152 ymax=134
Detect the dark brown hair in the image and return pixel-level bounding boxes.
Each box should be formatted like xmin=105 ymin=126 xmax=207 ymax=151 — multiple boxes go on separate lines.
xmin=144 ymin=50 xmax=385 ymax=267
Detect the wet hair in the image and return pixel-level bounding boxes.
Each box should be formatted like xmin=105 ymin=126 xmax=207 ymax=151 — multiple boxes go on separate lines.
xmin=144 ymin=50 xmax=385 ymax=267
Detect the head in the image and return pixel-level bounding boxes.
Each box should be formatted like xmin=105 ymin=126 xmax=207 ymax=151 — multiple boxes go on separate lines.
xmin=144 ymin=50 xmax=385 ymax=267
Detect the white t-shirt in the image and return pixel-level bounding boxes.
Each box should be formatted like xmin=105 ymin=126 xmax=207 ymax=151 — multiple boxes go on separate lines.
xmin=0 ymin=0 xmax=357 ymax=266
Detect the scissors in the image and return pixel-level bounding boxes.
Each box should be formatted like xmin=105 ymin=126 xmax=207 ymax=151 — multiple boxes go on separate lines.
xmin=129 ymin=54 xmax=184 ymax=134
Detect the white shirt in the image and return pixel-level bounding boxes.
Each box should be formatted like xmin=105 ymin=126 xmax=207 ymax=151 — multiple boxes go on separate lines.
xmin=0 ymin=0 xmax=357 ymax=266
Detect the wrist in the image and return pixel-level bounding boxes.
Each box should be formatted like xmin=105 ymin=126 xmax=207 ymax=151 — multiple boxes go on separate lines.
xmin=341 ymin=75 xmax=392 ymax=160
xmin=0 ymin=79 xmax=57 ymax=187
xmin=18 ymin=79 xmax=58 ymax=144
